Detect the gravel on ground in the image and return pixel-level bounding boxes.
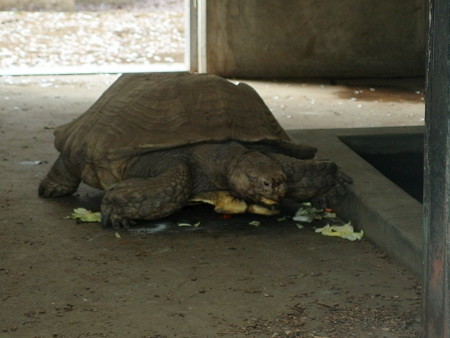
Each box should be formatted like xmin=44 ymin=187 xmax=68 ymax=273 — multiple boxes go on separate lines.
xmin=0 ymin=0 xmax=184 ymax=69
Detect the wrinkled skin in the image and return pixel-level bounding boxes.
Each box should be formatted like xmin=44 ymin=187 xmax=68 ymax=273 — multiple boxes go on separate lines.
xmin=39 ymin=141 xmax=350 ymax=229
xmin=228 ymin=152 xmax=287 ymax=205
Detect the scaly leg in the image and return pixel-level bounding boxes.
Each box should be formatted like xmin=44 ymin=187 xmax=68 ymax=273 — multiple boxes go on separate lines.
xmin=269 ymin=153 xmax=351 ymax=208
xmin=101 ymin=163 xmax=192 ymax=229
xmin=38 ymin=155 xmax=81 ymax=197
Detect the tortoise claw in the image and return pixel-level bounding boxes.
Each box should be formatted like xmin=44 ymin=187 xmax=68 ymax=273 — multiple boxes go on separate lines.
xmin=111 ymin=219 xmax=125 ymax=230
xmin=101 ymin=207 xmax=112 ymax=228
xmin=101 ymin=204 xmax=135 ymax=229
xmin=117 ymin=218 xmax=133 ymax=229
xmin=38 ymin=177 xmax=77 ymax=197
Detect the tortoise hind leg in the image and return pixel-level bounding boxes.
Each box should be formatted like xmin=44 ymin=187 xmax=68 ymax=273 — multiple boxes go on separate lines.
xmin=38 ymin=155 xmax=81 ymax=197
xmin=101 ymin=164 xmax=192 ymax=229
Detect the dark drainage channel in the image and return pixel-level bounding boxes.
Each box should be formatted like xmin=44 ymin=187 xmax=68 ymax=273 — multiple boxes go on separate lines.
xmin=340 ymin=133 xmax=424 ymax=203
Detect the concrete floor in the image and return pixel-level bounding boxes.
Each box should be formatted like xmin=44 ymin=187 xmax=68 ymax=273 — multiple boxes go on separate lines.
xmin=245 ymin=77 xmax=424 ymax=130
xmin=0 ymin=74 xmax=424 ymax=337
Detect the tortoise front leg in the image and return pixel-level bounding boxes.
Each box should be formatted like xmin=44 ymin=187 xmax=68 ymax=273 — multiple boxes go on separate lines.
xmin=268 ymin=153 xmax=351 ymax=208
xmin=101 ymin=164 xmax=192 ymax=229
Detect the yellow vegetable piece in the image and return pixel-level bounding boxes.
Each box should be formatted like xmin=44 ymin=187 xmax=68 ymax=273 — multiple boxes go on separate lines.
xmin=67 ymin=208 xmax=101 ymax=223
xmin=315 ymin=222 xmax=364 ymax=241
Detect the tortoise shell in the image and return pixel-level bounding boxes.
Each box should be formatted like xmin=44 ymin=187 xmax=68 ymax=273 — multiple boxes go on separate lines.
xmin=54 ymin=72 xmax=292 ymax=170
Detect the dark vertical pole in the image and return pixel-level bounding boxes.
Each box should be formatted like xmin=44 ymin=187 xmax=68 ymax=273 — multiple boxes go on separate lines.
xmin=424 ymin=0 xmax=450 ymax=336
xmin=189 ymin=0 xmax=198 ymax=72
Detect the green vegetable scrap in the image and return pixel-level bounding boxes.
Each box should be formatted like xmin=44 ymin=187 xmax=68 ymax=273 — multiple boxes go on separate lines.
xmin=66 ymin=208 xmax=101 ymax=223
xmin=323 ymin=212 xmax=337 ymax=219
xmin=249 ymin=220 xmax=261 ymax=227
xmin=292 ymin=202 xmax=324 ymax=223
xmin=315 ymin=222 xmax=364 ymax=241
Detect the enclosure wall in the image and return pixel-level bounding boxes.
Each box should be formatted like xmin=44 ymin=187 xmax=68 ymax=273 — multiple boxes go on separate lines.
xmin=203 ymin=0 xmax=426 ymax=78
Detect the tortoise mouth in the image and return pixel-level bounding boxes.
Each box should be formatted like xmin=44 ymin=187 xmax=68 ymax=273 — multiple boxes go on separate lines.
xmin=248 ymin=194 xmax=281 ymax=208
xmin=259 ymin=196 xmax=279 ymax=206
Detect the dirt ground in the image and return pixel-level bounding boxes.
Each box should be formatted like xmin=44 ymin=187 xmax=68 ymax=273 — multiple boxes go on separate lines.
xmin=0 ymin=75 xmax=424 ymax=337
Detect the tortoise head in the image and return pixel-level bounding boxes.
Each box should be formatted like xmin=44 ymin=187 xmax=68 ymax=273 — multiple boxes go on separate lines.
xmin=228 ymin=152 xmax=287 ymax=206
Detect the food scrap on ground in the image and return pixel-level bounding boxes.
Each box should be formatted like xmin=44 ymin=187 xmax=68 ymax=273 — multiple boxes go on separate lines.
xmin=315 ymin=222 xmax=364 ymax=241
xmin=291 ymin=203 xmax=362 ymax=240
xmin=63 ymin=203 xmax=357 ymax=238
xmin=20 ymin=160 xmax=47 ymax=165
xmin=292 ymin=202 xmax=324 ymax=223
xmin=66 ymin=208 xmax=101 ymax=223
xmin=177 ymin=221 xmax=200 ymax=227
xmin=249 ymin=220 xmax=261 ymax=227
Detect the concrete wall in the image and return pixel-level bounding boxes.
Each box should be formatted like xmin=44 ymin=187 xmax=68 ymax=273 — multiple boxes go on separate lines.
xmin=204 ymin=0 xmax=426 ymax=78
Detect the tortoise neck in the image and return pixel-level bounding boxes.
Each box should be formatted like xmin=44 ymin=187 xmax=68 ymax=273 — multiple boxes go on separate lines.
xmin=191 ymin=141 xmax=252 ymax=186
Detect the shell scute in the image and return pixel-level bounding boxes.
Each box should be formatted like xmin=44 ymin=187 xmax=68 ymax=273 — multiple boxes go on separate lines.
xmin=55 ymin=72 xmax=291 ymax=165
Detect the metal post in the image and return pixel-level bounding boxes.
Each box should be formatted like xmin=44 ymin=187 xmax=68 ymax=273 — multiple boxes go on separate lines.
xmin=188 ymin=0 xmax=198 ymax=72
xmin=423 ymin=0 xmax=450 ymax=336
xmin=187 ymin=0 xmax=207 ymax=73
xmin=197 ymin=0 xmax=207 ymax=73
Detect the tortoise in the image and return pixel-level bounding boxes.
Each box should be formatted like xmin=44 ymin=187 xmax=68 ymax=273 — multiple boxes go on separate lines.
xmin=39 ymin=72 xmax=350 ymax=228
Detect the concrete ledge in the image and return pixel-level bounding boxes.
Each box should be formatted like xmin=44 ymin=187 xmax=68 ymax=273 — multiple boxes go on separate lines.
xmin=288 ymin=126 xmax=424 ymax=278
